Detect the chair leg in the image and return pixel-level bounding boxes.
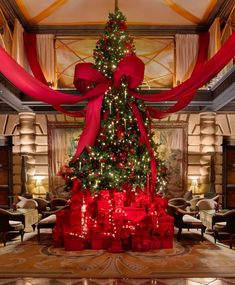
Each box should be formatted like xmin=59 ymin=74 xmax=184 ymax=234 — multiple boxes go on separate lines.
xmin=214 ymin=230 xmax=218 ymax=244
xmin=2 ymin=232 xmax=6 ymax=246
xmin=177 ymin=228 xmax=182 ymax=241
xmin=201 ymin=226 xmax=205 ymax=241
xmin=0 ymin=232 xmax=6 ymax=246
xmin=37 ymin=227 xmax=40 ymax=242
xmin=229 ymin=234 xmax=233 ymax=249
xmin=20 ymin=230 xmax=24 ymax=242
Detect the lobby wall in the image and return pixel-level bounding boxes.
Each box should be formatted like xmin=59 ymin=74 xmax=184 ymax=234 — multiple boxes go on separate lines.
xmin=1 ymin=112 xmax=235 ymax=200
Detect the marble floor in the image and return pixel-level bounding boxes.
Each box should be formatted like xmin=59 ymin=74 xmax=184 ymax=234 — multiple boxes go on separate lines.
xmin=1 ymin=231 xmax=235 ymax=285
xmin=0 ymin=278 xmax=235 ymax=285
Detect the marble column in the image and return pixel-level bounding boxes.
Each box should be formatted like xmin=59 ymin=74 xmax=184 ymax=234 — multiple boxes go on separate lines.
xmin=199 ymin=112 xmax=216 ymax=194
xmin=19 ymin=112 xmax=36 ymax=197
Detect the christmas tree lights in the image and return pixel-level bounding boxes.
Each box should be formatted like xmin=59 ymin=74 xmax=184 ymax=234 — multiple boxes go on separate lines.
xmin=62 ymin=9 xmax=168 ymax=195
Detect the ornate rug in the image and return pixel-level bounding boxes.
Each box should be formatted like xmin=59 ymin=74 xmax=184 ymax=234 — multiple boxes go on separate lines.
xmin=0 ymin=232 xmax=235 ymax=278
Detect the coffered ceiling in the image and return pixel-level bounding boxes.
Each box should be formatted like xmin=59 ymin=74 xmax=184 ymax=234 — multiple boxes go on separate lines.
xmin=0 ymin=0 xmax=235 ymax=114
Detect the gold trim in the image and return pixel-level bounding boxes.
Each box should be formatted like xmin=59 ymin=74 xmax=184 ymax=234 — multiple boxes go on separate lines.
xmin=144 ymin=41 xmax=173 ymax=65
xmin=15 ymin=0 xmax=31 ymax=21
xmin=201 ymin=0 xmax=218 ymax=22
xmin=162 ymin=0 xmax=201 ymax=24
xmin=221 ymin=5 xmax=235 ymax=40
xmin=29 ymin=0 xmax=68 ymax=24
xmin=0 ymin=8 xmax=13 ymax=40
xmin=31 ymin=21 xmax=184 ymax=26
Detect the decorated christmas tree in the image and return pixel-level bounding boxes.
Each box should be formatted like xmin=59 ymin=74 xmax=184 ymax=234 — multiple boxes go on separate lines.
xmin=54 ymin=8 xmax=174 ymax=252
xmin=64 ymin=9 xmax=168 ymax=196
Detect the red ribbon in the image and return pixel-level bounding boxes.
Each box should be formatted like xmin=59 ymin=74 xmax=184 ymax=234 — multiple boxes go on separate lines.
xmin=130 ymin=102 xmax=156 ymax=195
xmin=1 ymin=31 xmax=234 ymax=193
xmin=72 ymin=55 xmax=156 ymax=192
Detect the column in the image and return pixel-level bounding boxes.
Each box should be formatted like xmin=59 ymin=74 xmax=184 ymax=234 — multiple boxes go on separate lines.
xmin=199 ymin=112 xmax=216 ymax=195
xmin=19 ymin=112 xmax=36 ymax=198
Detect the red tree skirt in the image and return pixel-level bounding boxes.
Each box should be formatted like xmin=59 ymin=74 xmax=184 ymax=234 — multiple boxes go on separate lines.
xmin=53 ymin=188 xmax=174 ymax=252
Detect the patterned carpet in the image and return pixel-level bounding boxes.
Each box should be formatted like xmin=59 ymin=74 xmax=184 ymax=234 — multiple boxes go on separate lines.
xmin=0 ymin=231 xmax=235 ymax=278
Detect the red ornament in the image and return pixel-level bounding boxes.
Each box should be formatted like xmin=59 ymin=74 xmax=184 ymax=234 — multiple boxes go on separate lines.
xmin=117 ymin=125 xmax=124 ymax=140
xmin=117 ymin=162 xmax=124 ymax=169
xmin=119 ymin=151 xmax=127 ymax=161
xmin=111 ymin=153 xmax=117 ymax=161
xmin=129 ymin=172 xmax=135 ymax=179
xmin=102 ymin=110 xmax=109 ymax=120
xmin=119 ymin=22 xmax=127 ymax=30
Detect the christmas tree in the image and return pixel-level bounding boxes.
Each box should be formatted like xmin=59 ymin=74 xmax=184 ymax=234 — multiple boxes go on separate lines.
xmin=64 ymin=9 xmax=168 ymax=197
xmin=54 ymin=9 xmax=175 ymax=252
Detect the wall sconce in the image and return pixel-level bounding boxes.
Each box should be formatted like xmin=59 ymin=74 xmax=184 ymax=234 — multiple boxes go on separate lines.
xmin=191 ymin=177 xmax=199 ymax=195
xmin=34 ymin=176 xmax=45 ymax=197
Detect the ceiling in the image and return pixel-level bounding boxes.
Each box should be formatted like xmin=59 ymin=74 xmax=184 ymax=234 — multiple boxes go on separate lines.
xmin=0 ymin=0 xmax=235 ymax=114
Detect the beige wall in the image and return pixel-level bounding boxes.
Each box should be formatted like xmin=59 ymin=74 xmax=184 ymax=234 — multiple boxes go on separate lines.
xmin=1 ymin=112 xmax=235 ymax=200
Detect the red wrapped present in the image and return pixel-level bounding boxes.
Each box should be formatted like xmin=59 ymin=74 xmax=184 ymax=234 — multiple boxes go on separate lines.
xmin=91 ymin=236 xmax=104 ymax=250
xmin=52 ymin=226 xmax=63 ymax=248
xmin=108 ymin=238 xmax=123 ymax=252
xmin=124 ymin=207 xmax=146 ymax=223
xmin=64 ymin=232 xmax=84 ymax=251
xmin=103 ymin=235 xmax=113 ymax=249
xmin=132 ymin=236 xmax=151 ymax=251
xmin=162 ymin=237 xmax=173 ymax=249
xmin=114 ymin=192 xmax=125 ymax=207
xmin=150 ymin=239 xmax=162 ymax=250
xmin=56 ymin=208 xmax=70 ymax=229
xmin=158 ymin=215 xmax=174 ymax=238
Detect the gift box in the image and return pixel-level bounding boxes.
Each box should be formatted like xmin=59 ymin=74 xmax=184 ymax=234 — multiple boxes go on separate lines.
xmin=121 ymin=236 xmax=132 ymax=251
xmin=158 ymin=215 xmax=174 ymax=238
xmin=132 ymin=236 xmax=151 ymax=251
xmin=150 ymin=239 xmax=162 ymax=250
xmin=52 ymin=226 xmax=63 ymax=248
xmin=108 ymin=238 xmax=123 ymax=252
xmin=91 ymin=236 xmax=104 ymax=250
xmin=103 ymin=235 xmax=113 ymax=249
xmin=64 ymin=232 xmax=84 ymax=251
xmin=162 ymin=236 xmax=173 ymax=249
xmin=56 ymin=209 xmax=70 ymax=229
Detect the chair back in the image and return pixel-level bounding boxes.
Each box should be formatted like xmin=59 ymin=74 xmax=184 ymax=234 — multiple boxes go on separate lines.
xmin=223 ymin=209 xmax=235 ymax=233
xmin=49 ymin=198 xmax=67 ymax=211
xmin=0 ymin=209 xmax=12 ymax=231
xmin=16 ymin=197 xmax=38 ymax=209
xmin=196 ymin=198 xmax=217 ymax=211
xmin=34 ymin=198 xmax=49 ymax=213
xmin=189 ymin=197 xmax=203 ymax=210
xmin=168 ymin=198 xmax=189 ymax=209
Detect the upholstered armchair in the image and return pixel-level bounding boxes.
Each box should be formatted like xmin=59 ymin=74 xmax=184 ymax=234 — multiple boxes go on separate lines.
xmin=168 ymin=198 xmax=191 ymax=210
xmin=188 ymin=197 xmax=203 ymax=211
xmin=196 ymin=198 xmax=218 ymax=212
xmin=16 ymin=196 xmax=38 ymax=209
xmin=167 ymin=204 xmax=206 ymax=241
xmin=33 ymin=198 xmax=50 ymax=219
xmin=41 ymin=198 xmax=68 ymax=217
xmin=0 ymin=208 xmax=24 ymax=246
xmin=214 ymin=209 xmax=235 ymax=249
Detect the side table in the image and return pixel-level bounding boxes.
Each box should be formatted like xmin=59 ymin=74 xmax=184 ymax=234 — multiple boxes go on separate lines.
xmin=11 ymin=208 xmax=39 ymax=232
xmin=199 ymin=209 xmax=216 ymax=231
xmin=200 ymin=209 xmax=229 ymax=231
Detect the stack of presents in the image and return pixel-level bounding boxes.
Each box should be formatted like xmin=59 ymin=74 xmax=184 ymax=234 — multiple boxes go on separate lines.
xmin=53 ymin=188 xmax=174 ymax=252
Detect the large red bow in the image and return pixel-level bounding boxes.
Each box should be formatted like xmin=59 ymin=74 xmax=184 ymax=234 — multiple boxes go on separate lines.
xmin=72 ymin=55 xmax=156 ymax=193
